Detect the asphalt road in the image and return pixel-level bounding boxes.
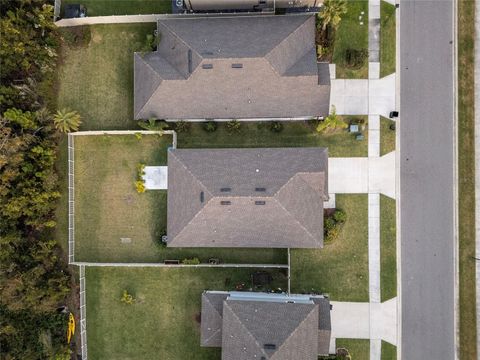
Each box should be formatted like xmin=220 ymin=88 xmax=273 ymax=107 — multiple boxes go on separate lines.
xmin=400 ymin=1 xmax=456 ymax=359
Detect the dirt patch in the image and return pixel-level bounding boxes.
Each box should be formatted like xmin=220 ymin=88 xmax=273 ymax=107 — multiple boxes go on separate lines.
xmin=92 ymin=31 xmax=103 ymax=44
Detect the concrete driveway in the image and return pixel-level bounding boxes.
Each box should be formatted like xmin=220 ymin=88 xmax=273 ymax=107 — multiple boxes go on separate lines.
xmin=328 ymin=153 xmax=396 ymax=198
xmin=329 ymin=74 xmax=395 ymax=118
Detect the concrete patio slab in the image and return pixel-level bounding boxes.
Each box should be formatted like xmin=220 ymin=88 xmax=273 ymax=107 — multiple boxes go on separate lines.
xmin=143 ymin=166 xmax=168 ymax=189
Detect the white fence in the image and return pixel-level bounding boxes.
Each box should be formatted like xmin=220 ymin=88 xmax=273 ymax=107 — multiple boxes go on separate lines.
xmin=68 ymin=134 xmax=75 ymax=264
xmin=72 ymin=262 xmax=289 ymax=268
xmin=79 ymin=265 xmax=88 ymax=360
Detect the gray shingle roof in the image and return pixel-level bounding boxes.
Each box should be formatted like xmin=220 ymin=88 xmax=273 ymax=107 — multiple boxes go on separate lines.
xmin=134 ymin=15 xmax=330 ymax=120
xmin=167 ymin=148 xmax=328 ymax=248
xmin=200 ymin=292 xmax=332 ymax=358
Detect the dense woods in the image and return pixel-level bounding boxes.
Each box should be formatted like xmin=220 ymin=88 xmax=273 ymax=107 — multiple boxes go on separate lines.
xmin=1 ymin=1 xmax=72 ymax=358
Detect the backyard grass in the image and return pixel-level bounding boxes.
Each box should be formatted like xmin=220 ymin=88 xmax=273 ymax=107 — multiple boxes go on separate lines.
xmin=73 ymin=134 xmax=287 ymax=264
xmin=178 ymin=118 xmax=368 ymax=157
xmin=57 ymin=24 xmax=155 ymax=130
xmin=336 ymin=339 xmax=370 ymax=360
xmin=86 ymin=266 xmax=288 ymax=359
xmin=458 ymin=0 xmax=477 ymax=358
xmin=380 ymin=195 xmax=396 ymax=302
xmin=333 ymin=0 xmax=369 ymax=79
xmin=290 ymin=195 xmax=369 ymax=301
xmin=381 ymin=341 xmax=396 ymax=360
xmin=380 ymin=1 xmax=396 ymax=78
xmin=61 ymin=0 xmax=171 ymax=16
xmin=380 ymin=116 xmax=396 ymax=156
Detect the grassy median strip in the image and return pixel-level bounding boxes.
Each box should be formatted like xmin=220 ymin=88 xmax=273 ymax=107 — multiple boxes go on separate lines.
xmin=290 ymin=195 xmax=369 ymax=302
xmin=333 ymin=0 xmax=369 ymax=79
xmin=336 ymin=339 xmax=370 ymax=359
xmin=380 ymin=116 xmax=396 ymax=156
xmin=458 ymin=0 xmax=477 ymax=358
xmin=61 ymin=0 xmax=171 ymax=16
xmin=381 ymin=341 xmax=396 ymax=360
xmin=380 ymin=195 xmax=396 ymax=302
xmin=86 ymin=267 xmax=287 ymax=359
xmin=58 ymin=24 xmax=155 ymax=130
xmin=380 ymin=1 xmax=396 ymax=78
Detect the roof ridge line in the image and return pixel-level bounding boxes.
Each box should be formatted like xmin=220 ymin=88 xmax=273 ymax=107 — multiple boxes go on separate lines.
xmin=264 ymin=16 xmax=314 ymax=76
xmin=272 ymin=197 xmax=318 ymax=245
xmin=223 ymin=302 xmax=267 ymax=358
xmin=274 ymin=304 xmax=319 ymax=355
xmin=134 ymin=53 xmax=164 ymax=118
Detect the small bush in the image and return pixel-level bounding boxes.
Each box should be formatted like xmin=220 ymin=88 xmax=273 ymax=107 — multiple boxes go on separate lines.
xmin=324 ymin=217 xmax=336 ymax=231
xmin=333 ymin=209 xmax=347 ymax=223
xmin=135 ymin=180 xmax=145 ymax=193
xmin=120 ymin=290 xmax=135 ymax=305
xmin=182 ymin=257 xmax=201 ymax=265
xmin=269 ymin=121 xmax=283 ymax=133
xmin=226 ymin=120 xmax=241 ymax=134
xmin=175 ymin=120 xmax=191 ymax=133
xmin=137 ymin=163 xmax=146 ymax=176
xmin=203 ymin=121 xmax=217 ymax=132
xmin=345 ymin=48 xmax=368 ymax=69
xmin=135 ymin=132 xmax=143 ymax=140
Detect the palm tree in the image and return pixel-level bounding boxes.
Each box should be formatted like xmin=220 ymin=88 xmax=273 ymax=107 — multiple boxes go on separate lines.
xmin=316 ymin=106 xmax=348 ymax=133
xmin=318 ymin=0 xmax=348 ymax=31
xmin=53 ymin=109 xmax=82 ymax=133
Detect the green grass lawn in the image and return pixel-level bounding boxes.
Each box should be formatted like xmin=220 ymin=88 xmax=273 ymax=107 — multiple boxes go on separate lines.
xmin=380 ymin=195 xmax=396 ymax=302
xmin=336 ymin=339 xmax=370 ymax=360
xmin=178 ymin=119 xmax=368 ymax=157
xmin=333 ymin=0 xmax=369 ymax=79
xmin=380 ymin=1 xmax=396 ymax=77
xmin=86 ymin=266 xmax=287 ymax=359
xmin=73 ymin=134 xmax=287 ymax=264
xmin=290 ymin=195 xmax=369 ymax=302
xmin=61 ymin=0 xmax=171 ymax=16
xmin=57 ymin=24 xmax=155 ymax=130
xmin=458 ymin=0 xmax=477 ymax=357
xmin=381 ymin=341 xmax=396 ymax=360
xmin=380 ymin=117 xmax=396 ymax=156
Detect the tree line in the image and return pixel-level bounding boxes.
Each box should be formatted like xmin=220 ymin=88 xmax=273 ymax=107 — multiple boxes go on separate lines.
xmin=1 ymin=1 xmax=78 ymax=358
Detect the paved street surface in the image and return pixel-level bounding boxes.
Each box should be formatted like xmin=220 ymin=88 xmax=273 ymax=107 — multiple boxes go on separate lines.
xmin=400 ymin=1 xmax=456 ymax=359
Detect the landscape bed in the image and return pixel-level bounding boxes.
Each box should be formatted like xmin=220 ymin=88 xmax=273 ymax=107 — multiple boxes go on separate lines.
xmin=86 ymin=267 xmax=288 ymax=359
xmin=177 ymin=119 xmax=368 ymax=158
xmin=290 ymin=194 xmax=369 ymax=302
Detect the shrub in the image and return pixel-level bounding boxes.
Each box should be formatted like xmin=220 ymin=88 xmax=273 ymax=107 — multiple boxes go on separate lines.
xmin=316 ymin=106 xmax=347 ymax=133
xmin=325 ymin=226 xmax=340 ymax=244
xmin=135 ymin=180 xmax=145 ymax=193
xmin=226 ymin=120 xmax=241 ymax=133
xmin=203 ymin=121 xmax=217 ymax=132
xmin=120 ymin=290 xmax=135 ymax=305
xmin=137 ymin=163 xmax=146 ymax=177
xmin=333 ymin=209 xmax=347 ymax=223
xmin=134 ymin=132 xmax=142 ymax=140
xmin=269 ymin=121 xmax=283 ymax=133
xmin=182 ymin=257 xmax=201 ymax=265
xmin=345 ymin=48 xmax=368 ymax=69
xmin=175 ymin=120 xmax=191 ymax=133
xmin=324 ymin=217 xmax=336 ymax=231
